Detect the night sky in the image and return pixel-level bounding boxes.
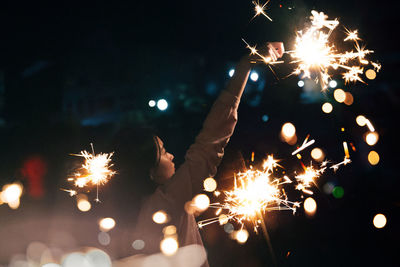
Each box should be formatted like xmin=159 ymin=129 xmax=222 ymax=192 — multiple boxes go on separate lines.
xmin=0 ymin=0 xmax=399 ymax=266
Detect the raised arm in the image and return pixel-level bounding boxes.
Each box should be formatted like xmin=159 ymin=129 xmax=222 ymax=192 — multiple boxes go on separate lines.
xmin=161 ymin=42 xmax=284 ymax=208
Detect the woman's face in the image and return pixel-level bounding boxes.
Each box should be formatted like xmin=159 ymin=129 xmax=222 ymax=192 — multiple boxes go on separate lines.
xmin=151 ymin=136 xmax=175 ymax=184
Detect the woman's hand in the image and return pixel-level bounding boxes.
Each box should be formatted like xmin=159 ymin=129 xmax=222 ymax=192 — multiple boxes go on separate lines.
xmin=243 ymin=42 xmax=285 ymax=64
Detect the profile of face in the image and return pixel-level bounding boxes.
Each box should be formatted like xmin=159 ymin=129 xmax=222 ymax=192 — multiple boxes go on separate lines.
xmin=150 ymin=136 xmax=175 ymax=184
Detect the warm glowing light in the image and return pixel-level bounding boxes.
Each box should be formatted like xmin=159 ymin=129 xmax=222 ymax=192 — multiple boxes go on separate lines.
xmin=344 ymin=92 xmax=354 ymax=105
xmin=235 ymin=229 xmax=249 ymax=244
xmin=373 ymin=214 xmax=387 ymax=229
xmin=298 ymin=80 xmax=305 ymax=87
xmin=365 ymin=69 xmax=377 ymax=80
xmin=282 ymin=123 xmax=296 ymax=138
xmin=193 ymin=194 xmax=210 ymax=211
xmin=163 ymin=225 xmax=177 ymax=236
xmin=99 ymin=217 xmax=116 ymax=232
xmin=368 ymin=151 xmax=380 ymax=165
xmin=152 ymin=210 xmax=168 ymax=224
xmin=77 ymin=199 xmax=91 ymax=212
xmin=198 ymin=155 xmax=299 ymax=231
xmin=203 ymin=177 xmax=217 ymax=192
xmin=67 ymin=144 xmax=116 ymax=202
xmin=322 ymin=102 xmax=333 ymax=113
xmin=304 ymin=197 xmax=317 ymax=214
xmin=365 ymin=132 xmax=379 ymax=146
xmin=219 ymin=214 xmax=229 ymax=225
xmin=356 ymin=115 xmax=367 ymax=126
xmin=1 ymin=183 xmax=23 ymax=204
xmin=160 ymin=237 xmax=179 ymax=256
xmin=334 ymin=89 xmax=346 ymax=103
xmin=311 ymin=148 xmax=325 ymax=162
xmin=287 ymin=11 xmax=380 ymax=90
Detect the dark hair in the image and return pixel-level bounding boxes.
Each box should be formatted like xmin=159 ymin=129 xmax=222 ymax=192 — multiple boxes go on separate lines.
xmin=112 ymin=126 xmax=161 ymax=197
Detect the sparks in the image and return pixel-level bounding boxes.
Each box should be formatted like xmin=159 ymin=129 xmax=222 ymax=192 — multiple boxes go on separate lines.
xmin=295 ymin=163 xmax=326 ymax=195
xmin=198 ymin=155 xmax=299 ymax=232
xmin=292 ymin=135 xmax=315 ymax=155
xmin=287 ymin=10 xmax=379 ymax=90
xmin=330 ymin=157 xmax=351 ymax=172
xmin=253 ymin=0 xmax=273 ymax=21
xmin=65 ymin=143 xmax=116 ymax=201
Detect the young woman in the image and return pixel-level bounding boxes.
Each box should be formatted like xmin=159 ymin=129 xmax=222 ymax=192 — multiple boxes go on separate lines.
xmin=114 ymin=42 xmax=284 ymax=266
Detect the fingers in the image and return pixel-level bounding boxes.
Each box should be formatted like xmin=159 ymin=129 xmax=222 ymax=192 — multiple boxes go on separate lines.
xmin=267 ymin=42 xmax=284 ymax=60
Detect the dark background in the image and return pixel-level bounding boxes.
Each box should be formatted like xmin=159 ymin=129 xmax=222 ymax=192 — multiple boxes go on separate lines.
xmin=0 ymin=0 xmax=399 ymax=266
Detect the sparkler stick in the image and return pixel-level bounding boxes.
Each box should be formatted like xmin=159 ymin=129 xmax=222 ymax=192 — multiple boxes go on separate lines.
xmin=292 ymin=135 xmax=315 ymax=155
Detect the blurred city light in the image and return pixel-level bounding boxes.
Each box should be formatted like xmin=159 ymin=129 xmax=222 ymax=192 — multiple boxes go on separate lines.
xmin=304 ymin=197 xmax=317 ymax=215
xmin=281 ymin=122 xmax=296 ymax=138
xmin=297 ymin=80 xmax=305 ymax=87
xmin=321 ymin=102 xmax=333 ymax=113
xmin=99 ymin=217 xmax=116 ymax=232
xmin=328 ymin=80 xmax=337 ymax=88
xmin=132 ymin=239 xmax=145 ymax=250
xmin=148 ymin=100 xmax=156 ymax=107
xmin=365 ymin=69 xmax=377 ymax=80
xmin=332 ymin=186 xmax=344 ymax=199
xmin=98 ymin=232 xmax=111 ymax=246
xmin=77 ymin=199 xmax=91 ymax=212
xmin=344 ymin=92 xmax=354 ymax=105
xmin=163 ymin=225 xmax=177 ymax=236
xmin=235 ymin=229 xmax=249 ymax=244
xmin=152 ymin=210 xmax=169 ymax=224
xmin=1 ymin=182 xmax=23 ymax=209
xmin=261 ymin=114 xmax=269 ymax=122
xmin=311 ymin=148 xmax=325 ymax=162
xmin=365 ymin=132 xmax=379 ymax=146
xmin=160 ymin=237 xmax=179 ymax=256
xmin=203 ymin=177 xmax=217 ymax=192
xmin=193 ymin=194 xmax=210 ymax=211
xmin=334 ymin=89 xmax=346 ymax=103
xmin=356 ymin=115 xmax=367 ymax=126
xmin=228 ymin=68 xmax=235 ymax=77
xmin=250 ymin=71 xmax=259 ymax=82
xmin=373 ymin=214 xmax=387 ymax=229
xmin=368 ymin=151 xmax=380 ymax=165
xmin=157 ymin=99 xmax=168 ymax=111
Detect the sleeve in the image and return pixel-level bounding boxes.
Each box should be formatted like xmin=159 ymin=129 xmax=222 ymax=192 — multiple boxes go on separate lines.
xmin=160 ymin=90 xmax=240 ymax=209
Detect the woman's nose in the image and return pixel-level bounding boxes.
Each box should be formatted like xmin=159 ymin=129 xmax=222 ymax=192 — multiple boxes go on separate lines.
xmin=169 ymin=153 xmax=174 ymax=161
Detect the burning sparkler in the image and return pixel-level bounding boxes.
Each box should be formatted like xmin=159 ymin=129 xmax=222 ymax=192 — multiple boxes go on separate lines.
xmin=65 ymin=143 xmax=116 ymax=202
xmin=286 ymin=10 xmax=381 ymax=90
xmin=198 ymin=155 xmax=299 ymax=233
xmin=295 ymin=162 xmax=326 ymax=195
xmin=292 ymin=135 xmax=315 ymax=155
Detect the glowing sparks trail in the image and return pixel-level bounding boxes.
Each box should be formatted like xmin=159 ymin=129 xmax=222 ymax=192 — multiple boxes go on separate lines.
xmin=292 ymin=135 xmax=315 ymax=155
xmin=64 ymin=143 xmax=116 ymax=202
xmin=295 ymin=163 xmax=326 ymax=195
xmin=253 ymin=0 xmax=273 ymax=21
xmin=330 ymin=157 xmax=351 ymax=172
xmin=198 ymin=155 xmax=300 ymax=232
xmin=287 ymin=10 xmax=381 ymax=90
